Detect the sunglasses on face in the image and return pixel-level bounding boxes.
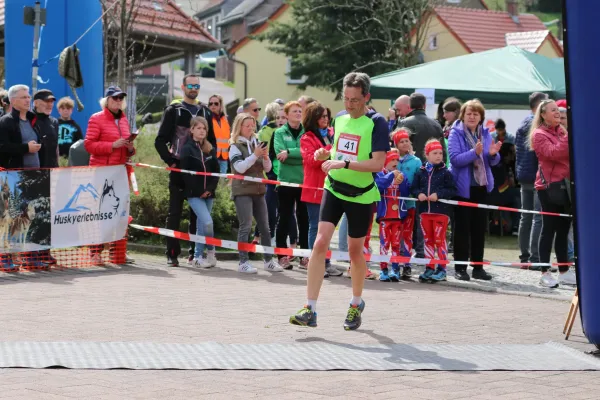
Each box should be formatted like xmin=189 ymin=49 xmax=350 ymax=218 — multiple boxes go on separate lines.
xmin=209 ymin=102 xmax=220 ymax=106
xmin=186 ymin=84 xmax=201 ymax=90
xmin=112 ymin=96 xmax=125 ymax=101
xmin=253 ymin=108 xmax=261 ymax=112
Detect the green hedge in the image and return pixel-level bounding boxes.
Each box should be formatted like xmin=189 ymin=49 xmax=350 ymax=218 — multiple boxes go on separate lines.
xmin=128 ymin=133 xmax=238 ymax=245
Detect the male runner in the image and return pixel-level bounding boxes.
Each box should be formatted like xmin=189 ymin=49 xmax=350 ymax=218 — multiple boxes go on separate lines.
xmin=289 ymin=72 xmax=390 ymax=330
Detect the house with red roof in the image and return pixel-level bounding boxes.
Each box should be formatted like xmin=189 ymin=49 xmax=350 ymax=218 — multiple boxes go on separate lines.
xmin=422 ymin=4 xmax=563 ymax=62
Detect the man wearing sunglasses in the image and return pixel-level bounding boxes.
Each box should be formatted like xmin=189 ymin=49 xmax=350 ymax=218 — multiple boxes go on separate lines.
xmin=242 ymin=98 xmax=261 ymax=132
xmin=155 ymin=74 xmax=216 ymax=266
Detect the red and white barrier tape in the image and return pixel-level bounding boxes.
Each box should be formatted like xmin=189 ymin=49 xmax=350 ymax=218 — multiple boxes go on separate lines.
xmin=126 ymin=165 xmax=139 ymax=196
xmin=128 ymin=162 xmax=572 ymax=218
xmin=128 ymin=224 xmax=573 ymax=268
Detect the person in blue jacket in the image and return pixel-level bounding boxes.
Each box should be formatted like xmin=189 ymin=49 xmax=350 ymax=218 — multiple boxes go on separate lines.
xmin=374 ymin=151 xmax=412 ymax=282
xmin=411 ymin=139 xmax=456 ymax=282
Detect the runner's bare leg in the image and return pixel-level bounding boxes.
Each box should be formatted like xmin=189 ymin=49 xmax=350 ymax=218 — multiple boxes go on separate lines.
xmin=306 ymin=222 xmax=335 ymax=300
xmin=348 ymin=236 xmax=366 ymax=296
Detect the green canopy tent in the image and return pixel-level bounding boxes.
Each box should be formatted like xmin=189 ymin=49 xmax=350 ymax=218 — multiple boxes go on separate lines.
xmin=370 ymin=46 xmax=565 ymax=107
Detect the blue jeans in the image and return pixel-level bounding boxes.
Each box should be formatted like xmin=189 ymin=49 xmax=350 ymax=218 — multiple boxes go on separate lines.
xmin=188 ymin=197 xmax=215 ymax=259
xmin=307 ymin=202 xmax=330 ymax=264
xmin=338 ymin=213 xmax=348 ymax=252
xmin=218 ymin=160 xmax=228 ymax=174
xmin=518 ymin=183 xmax=542 ymax=262
xmin=568 ymin=223 xmax=574 ymax=261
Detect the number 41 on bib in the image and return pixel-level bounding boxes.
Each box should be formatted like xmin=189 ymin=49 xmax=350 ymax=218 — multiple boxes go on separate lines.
xmin=336 ymin=133 xmax=361 ymax=162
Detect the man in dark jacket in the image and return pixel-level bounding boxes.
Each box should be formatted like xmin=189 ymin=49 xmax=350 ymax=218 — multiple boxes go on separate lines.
xmin=396 ymin=93 xmax=445 ymax=162
xmin=396 ymin=93 xmax=445 ymax=260
xmin=0 ymin=85 xmax=42 ymax=169
xmin=33 ymin=89 xmax=59 ymax=168
xmin=155 ymin=74 xmax=215 ymax=266
xmin=515 ymin=92 xmax=547 ymax=266
xmin=0 ymin=85 xmax=55 ymax=268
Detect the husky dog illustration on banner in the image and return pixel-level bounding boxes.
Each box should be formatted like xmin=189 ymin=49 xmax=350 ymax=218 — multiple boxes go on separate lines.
xmin=99 ymin=179 xmax=120 ymax=215
xmin=10 ymin=202 xmax=35 ymax=247
xmin=0 ymin=178 xmax=12 ymax=248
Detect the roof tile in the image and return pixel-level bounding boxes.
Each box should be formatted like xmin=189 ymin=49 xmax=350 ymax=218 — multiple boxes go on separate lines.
xmin=434 ymin=6 xmax=546 ymax=53
xmin=505 ymin=30 xmax=550 ymax=52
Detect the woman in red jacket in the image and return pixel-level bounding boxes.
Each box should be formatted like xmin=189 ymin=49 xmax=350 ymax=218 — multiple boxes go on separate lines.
xmin=84 ymin=86 xmax=135 ymax=265
xmin=300 ymin=102 xmax=342 ymax=277
xmin=85 ymin=86 xmax=135 ymax=165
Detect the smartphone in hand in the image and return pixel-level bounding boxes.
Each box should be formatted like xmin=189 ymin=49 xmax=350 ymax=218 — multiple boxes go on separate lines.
xmin=128 ymin=130 xmax=139 ymax=142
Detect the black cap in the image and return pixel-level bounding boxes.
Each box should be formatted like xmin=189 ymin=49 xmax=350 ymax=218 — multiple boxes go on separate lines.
xmin=33 ymin=89 xmax=56 ymax=101
xmin=105 ymin=86 xmax=126 ymax=97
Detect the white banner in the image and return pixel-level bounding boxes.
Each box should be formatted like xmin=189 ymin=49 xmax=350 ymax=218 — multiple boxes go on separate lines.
xmin=50 ymin=166 xmax=130 ymax=248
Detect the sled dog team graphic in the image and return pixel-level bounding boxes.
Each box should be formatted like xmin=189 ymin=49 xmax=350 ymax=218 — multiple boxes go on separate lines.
xmin=0 ymin=177 xmax=37 ymax=248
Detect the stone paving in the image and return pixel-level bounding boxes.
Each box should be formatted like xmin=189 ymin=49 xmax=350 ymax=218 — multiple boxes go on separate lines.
xmin=0 ymin=251 xmax=596 ymax=400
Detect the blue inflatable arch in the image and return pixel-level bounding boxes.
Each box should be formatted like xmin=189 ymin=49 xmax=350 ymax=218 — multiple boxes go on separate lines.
xmin=4 ymin=0 xmax=104 ymax=134
xmin=564 ymin=0 xmax=600 ymax=348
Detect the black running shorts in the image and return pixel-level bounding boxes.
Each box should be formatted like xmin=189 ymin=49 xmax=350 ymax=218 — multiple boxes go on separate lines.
xmin=319 ymin=189 xmax=373 ymax=238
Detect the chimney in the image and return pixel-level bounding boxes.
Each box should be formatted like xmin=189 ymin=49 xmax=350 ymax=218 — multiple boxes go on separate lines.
xmin=506 ymin=0 xmax=520 ymax=24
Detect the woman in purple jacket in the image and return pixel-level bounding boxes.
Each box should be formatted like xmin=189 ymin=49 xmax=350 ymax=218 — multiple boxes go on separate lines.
xmin=448 ymin=100 xmax=502 ymax=281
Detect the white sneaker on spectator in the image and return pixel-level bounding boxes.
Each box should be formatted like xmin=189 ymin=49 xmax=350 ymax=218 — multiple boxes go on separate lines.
xmin=558 ymin=269 xmax=577 ymax=286
xmin=125 ymin=253 xmax=135 ymax=264
xmin=90 ymin=254 xmax=104 ymax=266
xmin=540 ymin=272 xmax=559 ymax=288
xmin=192 ymin=257 xmax=212 ymax=269
xmin=206 ymin=250 xmax=217 ymax=268
xmin=238 ymin=261 xmax=257 ymax=274
xmin=264 ymin=259 xmax=283 ymax=272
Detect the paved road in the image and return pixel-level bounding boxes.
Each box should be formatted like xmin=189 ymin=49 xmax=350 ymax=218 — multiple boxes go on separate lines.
xmin=0 ymin=253 xmax=596 ymax=399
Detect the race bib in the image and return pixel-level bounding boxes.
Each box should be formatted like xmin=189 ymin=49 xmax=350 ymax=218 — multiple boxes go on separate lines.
xmin=336 ymin=133 xmax=361 ymax=162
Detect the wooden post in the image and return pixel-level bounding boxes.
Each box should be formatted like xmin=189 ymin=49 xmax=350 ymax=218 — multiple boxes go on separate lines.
xmin=563 ymin=288 xmax=579 ymax=340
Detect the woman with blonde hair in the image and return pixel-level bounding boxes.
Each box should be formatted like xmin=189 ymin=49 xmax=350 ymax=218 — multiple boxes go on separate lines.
xmin=229 ymin=113 xmax=283 ymax=274
xmin=448 ymin=99 xmax=502 ymax=281
xmin=181 ymin=116 xmax=220 ymax=268
xmin=528 ymin=99 xmax=574 ymax=288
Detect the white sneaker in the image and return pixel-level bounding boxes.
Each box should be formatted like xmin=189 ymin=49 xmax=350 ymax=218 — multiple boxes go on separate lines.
xmin=264 ymin=259 xmax=283 ymax=272
xmin=90 ymin=253 xmax=104 ymax=266
xmin=540 ymin=272 xmax=559 ymax=288
xmin=206 ymin=250 xmax=217 ymax=268
xmin=192 ymin=257 xmax=212 ymax=269
xmin=558 ymin=269 xmax=577 ymax=286
xmin=326 ymin=263 xmax=343 ymax=276
xmin=125 ymin=253 xmax=135 ymax=264
xmin=238 ymin=261 xmax=258 ymax=274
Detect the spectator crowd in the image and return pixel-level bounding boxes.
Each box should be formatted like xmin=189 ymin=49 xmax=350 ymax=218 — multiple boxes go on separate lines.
xmin=0 ymin=72 xmax=575 ymax=289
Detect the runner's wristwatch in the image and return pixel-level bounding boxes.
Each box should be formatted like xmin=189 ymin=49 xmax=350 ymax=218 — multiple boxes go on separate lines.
xmin=344 ymin=160 xmax=350 ymax=169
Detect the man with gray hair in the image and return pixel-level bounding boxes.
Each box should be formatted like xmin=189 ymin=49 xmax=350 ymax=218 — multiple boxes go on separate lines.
xmin=290 ymin=72 xmax=390 ymax=331
xmin=0 ymin=85 xmax=46 ymax=269
xmin=242 ymin=98 xmax=261 ymax=131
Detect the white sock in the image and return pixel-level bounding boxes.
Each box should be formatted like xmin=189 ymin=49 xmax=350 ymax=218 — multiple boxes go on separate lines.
xmin=307 ymin=299 xmax=317 ymax=313
xmin=351 ymin=296 xmax=362 ymax=306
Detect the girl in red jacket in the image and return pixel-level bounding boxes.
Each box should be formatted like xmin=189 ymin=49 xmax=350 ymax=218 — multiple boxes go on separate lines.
xmin=300 ymin=102 xmax=343 ymax=277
